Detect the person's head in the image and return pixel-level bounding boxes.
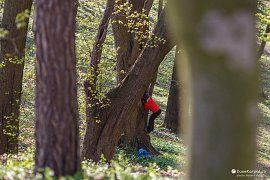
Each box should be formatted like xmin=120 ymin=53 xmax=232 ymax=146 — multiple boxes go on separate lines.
xmin=143 ymin=92 xmax=150 ymax=100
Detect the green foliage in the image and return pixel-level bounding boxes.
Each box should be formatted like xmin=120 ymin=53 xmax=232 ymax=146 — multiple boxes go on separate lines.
xmin=257 ymin=0 xmax=270 ymax=42
xmin=112 ymin=0 xmax=165 ymax=48
xmin=85 ymin=132 xmax=185 ymax=179
xmin=16 ymin=9 xmax=31 ymax=29
xmin=7 ymin=56 xmax=25 ymax=64
xmin=0 ymin=149 xmax=34 ymax=179
xmin=0 ymin=136 xmax=184 ymax=179
xmin=257 ymin=12 xmax=270 ymax=42
xmin=82 ymin=153 xmax=163 ymax=179
xmin=0 ymin=28 xmax=8 ymax=38
xmin=0 ymin=61 xmax=5 ymax=68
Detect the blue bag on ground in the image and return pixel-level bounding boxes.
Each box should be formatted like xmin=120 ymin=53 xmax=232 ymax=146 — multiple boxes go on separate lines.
xmin=138 ymin=148 xmax=153 ymax=158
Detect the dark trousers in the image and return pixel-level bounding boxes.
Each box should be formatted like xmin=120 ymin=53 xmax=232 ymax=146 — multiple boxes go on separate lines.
xmin=147 ymin=109 xmax=161 ymax=133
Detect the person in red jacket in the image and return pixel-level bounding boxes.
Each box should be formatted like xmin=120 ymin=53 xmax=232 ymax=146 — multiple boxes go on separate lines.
xmin=141 ymin=93 xmax=161 ymax=133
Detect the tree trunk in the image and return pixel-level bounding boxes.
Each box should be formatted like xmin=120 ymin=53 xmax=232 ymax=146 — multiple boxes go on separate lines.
xmin=170 ymin=0 xmax=258 ymax=179
xmin=0 ymin=0 xmax=32 ymax=155
xmin=82 ymin=8 xmax=173 ymax=162
xmin=35 ymin=0 xmax=81 ymax=176
xmin=258 ymin=24 xmax=270 ymax=60
xmin=112 ymin=0 xmax=153 ymax=83
xmin=147 ymin=0 xmax=164 ymax=104
xmin=110 ymin=0 xmax=157 ymax=153
xmin=164 ymin=49 xmax=180 ymax=134
xmin=111 ymin=0 xmax=131 ymax=83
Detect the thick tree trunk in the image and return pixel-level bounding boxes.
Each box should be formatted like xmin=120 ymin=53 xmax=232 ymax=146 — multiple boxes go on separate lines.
xmin=258 ymin=24 xmax=270 ymax=60
xmin=82 ymin=9 xmax=173 ymax=161
xmin=35 ymin=0 xmax=81 ymax=176
xmin=171 ymin=0 xmax=258 ymax=179
xmin=0 ymin=0 xmax=32 ymax=155
xmin=164 ymin=51 xmax=180 ymax=134
xmin=111 ymin=0 xmax=157 ymax=153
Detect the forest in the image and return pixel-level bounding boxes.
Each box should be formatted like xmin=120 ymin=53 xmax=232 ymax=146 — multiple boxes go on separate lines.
xmin=0 ymin=0 xmax=269 ymax=179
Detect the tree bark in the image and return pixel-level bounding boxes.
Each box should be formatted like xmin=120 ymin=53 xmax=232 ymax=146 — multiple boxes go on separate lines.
xmin=0 ymin=0 xmax=32 ymax=155
xmin=147 ymin=0 xmax=164 ymax=104
xmin=111 ymin=0 xmax=131 ymax=83
xmin=170 ymin=0 xmax=258 ymax=179
xmin=164 ymin=49 xmax=180 ymax=134
xmin=35 ymin=0 xmax=81 ymax=176
xmin=258 ymin=24 xmax=270 ymax=60
xmin=112 ymin=0 xmax=153 ymax=83
xmin=111 ymin=0 xmax=157 ymax=151
xmin=82 ymin=8 xmax=173 ymax=162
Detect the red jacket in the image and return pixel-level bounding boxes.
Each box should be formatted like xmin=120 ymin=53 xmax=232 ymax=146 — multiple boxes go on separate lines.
xmin=142 ymin=97 xmax=160 ymax=113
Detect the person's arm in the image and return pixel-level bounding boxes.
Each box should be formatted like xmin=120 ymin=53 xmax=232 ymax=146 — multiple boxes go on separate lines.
xmin=144 ymin=103 xmax=149 ymax=111
xmin=141 ymin=99 xmax=149 ymax=110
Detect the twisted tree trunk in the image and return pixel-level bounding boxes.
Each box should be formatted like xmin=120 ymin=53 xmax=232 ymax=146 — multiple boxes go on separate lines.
xmin=82 ymin=9 xmax=173 ymax=161
xmin=111 ymin=0 xmax=159 ymax=153
xmin=0 ymin=0 xmax=32 ymax=155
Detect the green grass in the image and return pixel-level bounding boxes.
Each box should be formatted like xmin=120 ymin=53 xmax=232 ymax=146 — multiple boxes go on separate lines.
xmin=0 ymin=132 xmax=185 ymax=179
xmin=257 ymin=55 xmax=270 ymax=178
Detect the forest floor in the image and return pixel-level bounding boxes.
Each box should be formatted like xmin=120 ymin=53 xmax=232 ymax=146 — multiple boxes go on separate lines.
xmin=0 ymin=54 xmax=270 ymax=179
xmin=257 ymin=55 xmax=270 ymax=178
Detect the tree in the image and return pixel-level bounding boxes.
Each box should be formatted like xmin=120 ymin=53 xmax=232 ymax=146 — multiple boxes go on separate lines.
xmin=82 ymin=8 xmax=174 ymax=161
xmin=82 ymin=0 xmax=160 ymax=160
xmin=0 ymin=0 xmax=32 ymax=155
xmin=164 ymin=48 xmax=180 ymax=134
xmin=35 ymin=0 xmax=81 ymax=176
xmin=170 ymin=0 xmax=258 ymax=179
xmin=111 ymin=0 xmax=158 ymax=152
